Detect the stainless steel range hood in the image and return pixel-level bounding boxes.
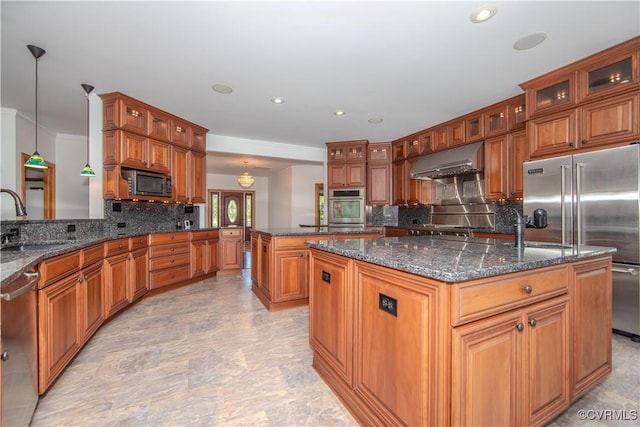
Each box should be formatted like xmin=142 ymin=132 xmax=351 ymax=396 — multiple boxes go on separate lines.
xmin=410 ymin=141 xmax=484 ymax=179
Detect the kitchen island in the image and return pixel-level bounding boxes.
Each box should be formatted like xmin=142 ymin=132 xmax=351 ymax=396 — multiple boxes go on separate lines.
xmin=307 ymin=235 xmax=615 ymax=426
xmin=250 ymin=227 xmax=381 ymax=310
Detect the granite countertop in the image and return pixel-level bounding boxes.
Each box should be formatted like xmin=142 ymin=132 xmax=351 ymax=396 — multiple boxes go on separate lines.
xmin=251 ymin=227 xmax=382 ymax=237
xmin=0 ymin=228 xmax=219 ymax=289
xmin=306 ymin=235 xmax=616 ymax=283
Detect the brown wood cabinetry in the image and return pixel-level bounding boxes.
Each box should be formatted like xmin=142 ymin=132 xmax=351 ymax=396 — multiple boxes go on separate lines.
xmin=465 ymin=113 xmax=485 ymax=142
xmin=484 ymin=129 xmax=528 ymax=200
xmin=148 ymin=233 xmax=190 ymax=289
xmin=190 ymin=230 xmax=219 ymax=277
xmin=569 ymin=258 xmax=612 ymax=399
xmin=79 ymin=260 xmax=104 ymax=343
xmin=218 ymin=228 xmax=243 ymax=275
xmin=129 ymin=236 xmax=149 ymax=302
xmin=449 ymin=119 xmax=466 ymax=147
xmin=327 ymin=140 xmax=368 ymax=189
xmin=103 ymin=239 xmax=130 ymax=317
xmin=309 ymin=250 xmax=352 ymax=385
xmin=393 ymin=157 xmax=432 ymax=205
xmin=251 ymin=230 xmax=381 ymax=311
xmin=522 ymin=37 xmax=640 ymax=158
xmin=308 ymin=245 xmax=612 ymax=427
xmin=451 ymin=296 xmax=569 ymax=426
xmin=366 ymin=143 xmax=391 ymax=206
xmin=383 ymin=226 xmax=409 ymax=237
xmin=101 ymin=92 xmax=208 ymax=202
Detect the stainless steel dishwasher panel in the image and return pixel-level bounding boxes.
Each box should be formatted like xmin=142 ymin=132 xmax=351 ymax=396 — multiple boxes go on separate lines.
xmin=612 ymin=263 xmax=640 ymax=338
xmin=1 ymin=270 xmax=39 ymax=426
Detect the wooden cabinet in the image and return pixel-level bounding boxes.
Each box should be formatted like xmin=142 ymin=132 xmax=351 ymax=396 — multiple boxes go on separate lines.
xmin=79 ymin=261 xmax=104 ymax=343
xmin=569 ymin=258 xmax=612 ymax=399
xmin=394 ymin=157 xmax=431 ymax=205
xmin=522 ymin=37 xmax=640 ymax=158
xmin=104 ymin=239 xmax=130 ymax=317
xmin=327 ymin=140 xmax=368 ymax=189
xmin=129 ymin=236 xmax=149 ymax=302
xmin=367 ymin=143 xmax=391 ymax=206
xmin=148 ymin=233 xmax=191 ymax=289
xmin=353 ymin=262 xmax=441 ymax=427
xmin=484 ymin=94 xmax=526 ymax=137
xmin=190 ymin=230 xmax=219 ymax=277
xmin=37 ymin=273 xmax=82 ymax=393
xmin=433 ymin=125 xmax=449 ymax=151
xmin=484 ymin=129 xmax=528 ymax=200
xmin=218 ymin=228 xmax=243 ymax=274
xmin=383 ymin=226 xmax=409 ymax=237
xmin=449 ymin=119 xmax=466 ymax=147
xmin=465 ymin=113 xmax=485 ymax=142
xmin=251 ymin=230 xmax=381 ymax=311
xmin=309 ymin=250 xmax=353 ymax=385
xmin=105 ymin=130 xmax=171 ymax=174
xmin=100 ymin=92 xmax=208 ymax=201
xmin=451 ymin=296 xmax=569 ymax=427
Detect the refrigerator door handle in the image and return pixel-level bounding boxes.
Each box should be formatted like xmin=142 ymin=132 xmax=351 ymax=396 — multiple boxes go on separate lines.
xmin=575 ymin=163 xmax=583 ymax=247
xmin=560 ymin=164 xmax=568 ymax=246
xmin=612 ymin=267 xmax=638 ymax=275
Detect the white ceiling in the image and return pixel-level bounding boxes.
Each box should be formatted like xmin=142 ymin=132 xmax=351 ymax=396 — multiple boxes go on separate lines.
xmin=2 ymin=1 xmax=639 ymax=176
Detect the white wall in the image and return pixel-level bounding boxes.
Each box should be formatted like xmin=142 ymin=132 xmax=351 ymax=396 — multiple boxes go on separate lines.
xmin=268 ymin=168 xmax=292 ymax=228
xmin=291 ymin=165 xmax=324 ymax=227
xmin=1 ymin=109 xmax=18 ymax=219
xmin=55 ymin=133 xmax=89 ymax=219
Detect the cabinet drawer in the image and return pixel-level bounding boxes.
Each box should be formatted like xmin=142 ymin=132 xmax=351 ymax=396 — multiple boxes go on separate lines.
xmin=81 ymin=244 xmax=104 ymax=268
xmin=149 ymin=242 xmax=190 ymax=258
xmin=220 ymin=228 xmax=242 ymax=239
xmin=38 ymin=251 xmax=81 ymax=289
xmin=149 ymin=253 xmax=190 ymax=271
xmin=451 ymin=265 xmax=568 ymax=325
xmin=149 ymin=265 xmax=191 ymax=289
xmin=190 ymin=230 xmax=219 ymax=241
xmin=275 ymin=235 xmax=325 ymax=249
xmin=105 ymin=239 xmax=129 ymax=257
xmin=129 ymin=235 xmax=149 ymax=251
xmin=149 ymin=232 xmax=189 ymax=245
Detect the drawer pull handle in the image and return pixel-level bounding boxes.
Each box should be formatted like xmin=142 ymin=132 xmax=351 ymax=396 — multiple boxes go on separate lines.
xmin=78 ymin=277 xmax=83 ymax=283
xmin=118 ymin=244 xmax=123 ymax=249
xmin=171 ymin=259 xmax=175 ymax=264
xmin=523 ymin=285 xmax=533 ymax=294
xmin=529 ymin=319 xmax=537 ymax=327
xmin=515 ymin=323 xmax=525 ymax=332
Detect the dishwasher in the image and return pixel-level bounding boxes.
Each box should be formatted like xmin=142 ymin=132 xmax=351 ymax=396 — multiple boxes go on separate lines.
xmin=1 ymin=269 xmax=39 ymax=426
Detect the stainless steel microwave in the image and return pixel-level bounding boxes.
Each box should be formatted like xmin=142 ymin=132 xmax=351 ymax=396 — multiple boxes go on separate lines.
xmin=121 ymin=169 xmax=172 ymax=198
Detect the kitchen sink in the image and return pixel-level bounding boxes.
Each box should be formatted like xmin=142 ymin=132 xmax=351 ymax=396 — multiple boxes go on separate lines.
xmin=1 ymin=243 xmax=68 ymax=252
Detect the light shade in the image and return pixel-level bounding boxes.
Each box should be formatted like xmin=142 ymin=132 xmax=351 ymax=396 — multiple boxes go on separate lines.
xmin=238 ymin=172 xmax=255 ymax=188
xmin=80 ymin=163 xmax=96 ymax=176
xmin=24 ymin=151 xmax=48 ymax=169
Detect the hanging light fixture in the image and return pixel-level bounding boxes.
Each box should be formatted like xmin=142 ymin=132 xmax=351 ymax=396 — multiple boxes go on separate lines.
xmin=24 ymin=44 xmax=48 ymax=169
xmin=237 ymin=161 xmax=255 ymax=188
xmin=80 ymin=83 xmax=96 ymax=176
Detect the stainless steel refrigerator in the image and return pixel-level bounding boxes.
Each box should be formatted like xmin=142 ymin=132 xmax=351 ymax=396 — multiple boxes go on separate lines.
xmin=523 ymin=143 xmax=640 ymax=339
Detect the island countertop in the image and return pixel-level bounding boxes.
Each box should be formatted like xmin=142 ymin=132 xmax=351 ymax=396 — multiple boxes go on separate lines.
xmin=250 ymin=226 xmax=382 ymax=237
xmin=306 ymin=235 xmax=616 ymax=283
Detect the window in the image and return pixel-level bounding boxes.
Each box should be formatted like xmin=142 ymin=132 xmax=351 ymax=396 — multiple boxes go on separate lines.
xmin=209 ymin=191 xmax=220 ymax=228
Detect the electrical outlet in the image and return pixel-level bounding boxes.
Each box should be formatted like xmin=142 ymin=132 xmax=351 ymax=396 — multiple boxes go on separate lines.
xmin=67 ymin=224 xmax=76 ymax=232
xmin=113 ymin=202 xmax=122 ymax=212
xmin=117 ymin=222 xmax=126 ymax=228
xmin=379 ymin=293 xmax=397 ymax=317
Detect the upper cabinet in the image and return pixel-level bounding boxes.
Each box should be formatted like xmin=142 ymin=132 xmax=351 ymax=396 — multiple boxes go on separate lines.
xmin=521 ymin=37 xmax=640 ymax=158
xmin=327 ymin=140 xmax=368 ymax=189
xmin=100 ymin=92 xmax=209 ymax=202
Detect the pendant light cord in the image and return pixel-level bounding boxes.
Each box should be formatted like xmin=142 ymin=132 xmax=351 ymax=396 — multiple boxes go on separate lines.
xmin=35 ymin=52 xmax=39 ymax=152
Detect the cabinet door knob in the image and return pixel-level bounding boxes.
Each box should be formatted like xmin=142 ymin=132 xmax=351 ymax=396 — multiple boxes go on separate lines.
xmin=119 ymin=244 xmax=123 ymax=249
xmin=1 ymin=351 xmax=9 ymax=362
xmin=529 ymin=319 xmax=537 ymax=327
xmin=515 ymin=323 xmax=525 ymax=332
xmin=568 ymin=141 xmax=574 ymax=147
xmin=523 ymin=285 xmax=533 ymax=294
xmin=78 ymin=277 xmax=83 ymax=283
xmin=581 ymin=139 xmax=588 ymax=145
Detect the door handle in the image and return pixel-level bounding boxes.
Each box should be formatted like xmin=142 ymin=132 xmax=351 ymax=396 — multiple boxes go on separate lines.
xmin=612 ymin=267 xmax=638 ymax=275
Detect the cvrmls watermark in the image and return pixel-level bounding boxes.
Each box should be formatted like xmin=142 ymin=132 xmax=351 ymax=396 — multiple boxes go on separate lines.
xmin=577 ymin=409 xmax=638 ymax=421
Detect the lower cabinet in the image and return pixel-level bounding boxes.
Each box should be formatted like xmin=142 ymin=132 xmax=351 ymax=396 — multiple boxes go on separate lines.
xmin=148 ymin=232 xmax=190 ymax=289
xmin=80 ymin=261 xmax=104 ymax=342
xmin=104 ymin=248 xmax=130 ymax=317
xmin=451 ymin=296 xmax=569 ymax=427
xmin=129 ymin=246 xmax=149 ymax=301
xmin=218 ymin=228 xmax=243 ymax=274
xmin=190 ymin=230 xmax=219 ymax=278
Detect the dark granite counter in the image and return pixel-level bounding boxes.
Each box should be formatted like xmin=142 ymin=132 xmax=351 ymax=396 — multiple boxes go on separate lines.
xmin=251 ymin=227 xmax=382 ymax=237
xmin=306 ymin=235 xmax=616 ymax=283
xmin=0 ymin=228 xmax=219 ymax=289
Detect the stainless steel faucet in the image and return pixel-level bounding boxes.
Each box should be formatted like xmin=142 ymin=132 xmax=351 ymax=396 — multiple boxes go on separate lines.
xmin=1 ymin=188 xmax=28 ymax=217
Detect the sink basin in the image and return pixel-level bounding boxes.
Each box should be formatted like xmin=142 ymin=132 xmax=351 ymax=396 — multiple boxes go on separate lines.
xmin=1 ymin=243 xmax=68 ymax=252
xmin=501 ymin=241 xmax=573 ymax=249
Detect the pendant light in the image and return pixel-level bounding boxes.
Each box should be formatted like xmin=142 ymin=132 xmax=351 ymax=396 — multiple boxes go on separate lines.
xmin=24 ymin=44 xmax=48 ymax=169
xmin=237 ymin=161 xmax=255 ymax=188
xmin=80 ymin=84 xmax=96 ymax=176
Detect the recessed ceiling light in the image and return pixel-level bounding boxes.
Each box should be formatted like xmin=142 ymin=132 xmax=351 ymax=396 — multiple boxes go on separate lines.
xmin=470 ymin=4 xmax=497 ymax=23
xmin=513 ymin=32 xmax=548 ymax=50
xmin=271 ymin=97 xmax=285 ymax=104
xmin=334 ymin=110 xmax=346 ymax=116
xmin=212 ymin=84 xmax=233 ymax=94
xmin=368 ymin=117 xmax=383 ymax=124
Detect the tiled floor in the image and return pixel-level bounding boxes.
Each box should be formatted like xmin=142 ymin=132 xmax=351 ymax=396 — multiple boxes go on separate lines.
xmin=32 ymin=269 xmax=639 ymax=426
